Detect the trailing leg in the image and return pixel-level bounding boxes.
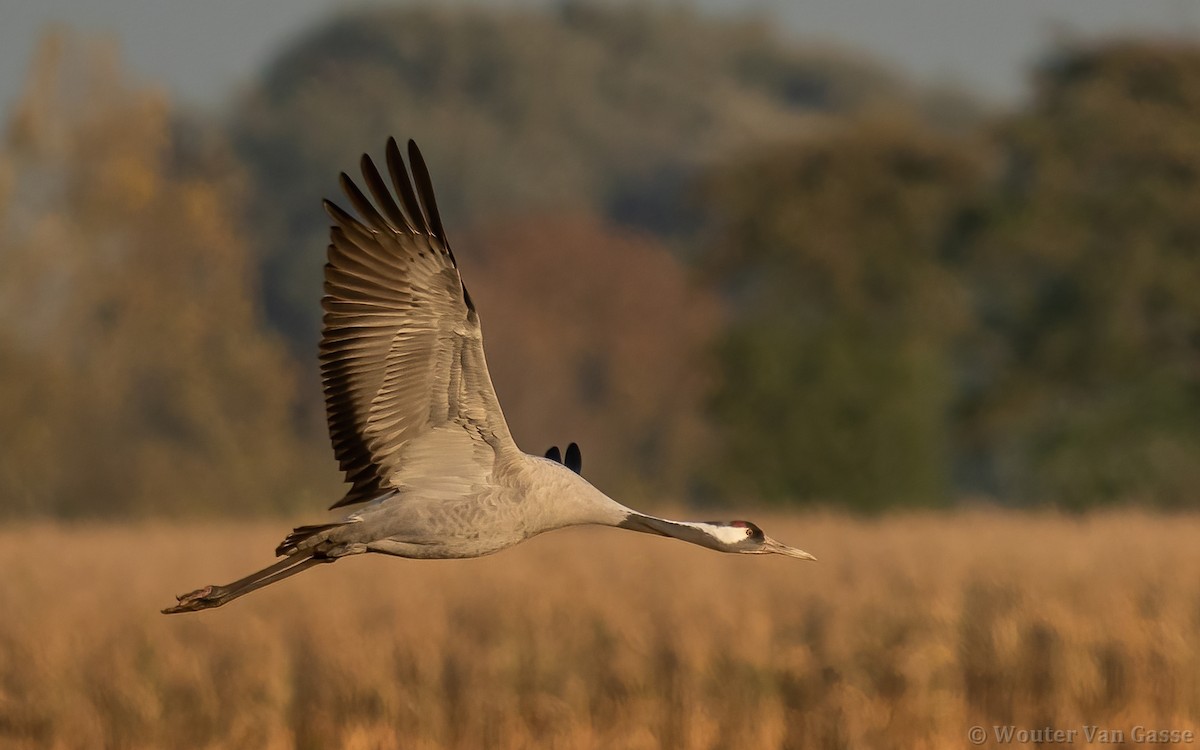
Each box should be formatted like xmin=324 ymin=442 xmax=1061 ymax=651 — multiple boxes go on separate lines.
xmin=162 ymin=553 xmax=331 ymax=614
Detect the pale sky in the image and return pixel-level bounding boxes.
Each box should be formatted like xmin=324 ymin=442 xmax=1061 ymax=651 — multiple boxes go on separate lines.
xmin=3 ymin=0 xmax=1198 ymax=117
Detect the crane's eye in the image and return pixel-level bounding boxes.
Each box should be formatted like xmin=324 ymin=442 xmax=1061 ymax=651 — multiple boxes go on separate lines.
xmin=744 ymin=527 xmax=753 ymax=537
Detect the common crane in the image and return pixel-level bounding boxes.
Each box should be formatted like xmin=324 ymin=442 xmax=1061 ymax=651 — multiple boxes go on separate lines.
xmin=164 ymin=139 xmax=814 ymax=614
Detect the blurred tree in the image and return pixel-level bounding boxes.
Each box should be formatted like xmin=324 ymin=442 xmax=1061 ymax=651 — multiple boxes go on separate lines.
xmin=699 ymin=120 xmax=983 ymax=509
xmin=462 ymin=215 xmax=720 ymax=500
xmin=959 ymin=40 xmax=1200 ymax=509
xmin=229 ymin=2 xmax=921 ymax=355
xmin=0 ymin=31 xmax=332 ymax=517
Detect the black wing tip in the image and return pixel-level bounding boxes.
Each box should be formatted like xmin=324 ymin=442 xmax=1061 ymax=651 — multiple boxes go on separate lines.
xmin=359 ymin=153 xmax=378 ymax=177
xmin=404 ymin=139 xmax=448 ymax=245
xmin=383 ymin=136 xmax=428 ymax=235
xmin=565 ymin=442 xmax=582 ymax=475
xmin=329 ymin=138 xmax=443 ymax=244
xmin=545 ymin=446 xmax=562 ymax=463
xmin=406 ymin=140 xmax=426 ymax=176
xmin=323 ymin=199 xmax=354 ymax=227
xmin=386 ymin=136 xmax=403 ymax=163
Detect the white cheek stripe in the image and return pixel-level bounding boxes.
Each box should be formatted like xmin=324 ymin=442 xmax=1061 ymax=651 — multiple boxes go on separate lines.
xmin=676 ymin=521 xmax=749 ymax=545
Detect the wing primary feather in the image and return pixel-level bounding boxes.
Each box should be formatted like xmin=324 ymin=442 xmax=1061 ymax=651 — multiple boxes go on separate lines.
xmin=323 ymin=199 xmax=362 ymax=230
xmin=545 ymin=446 xmax=562 ymax=463
xmin=385 ymin=137 xmax=426 ymax=235
xmin=407 ymin=139 xmax=448 ymax=246
xmin=339 ymin=172 xmax=390 ymax=233
xmin=360 ymin=153 xmax=412 ymax=232
xmin=565 ymin=442 xmax=582 ymax=475
xmin=461 ymin=281 xmax=476 ymax=313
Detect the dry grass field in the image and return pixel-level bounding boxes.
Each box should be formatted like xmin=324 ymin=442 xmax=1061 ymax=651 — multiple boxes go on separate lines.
xmin=2 ymin=511 xmax=1199 ymax=749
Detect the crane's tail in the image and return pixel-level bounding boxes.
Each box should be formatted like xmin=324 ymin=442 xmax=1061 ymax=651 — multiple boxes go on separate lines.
xmin=162 ymin=552 xmax=330 ymax=614
xmin=275 ymin=521 xmax=348 ymax=556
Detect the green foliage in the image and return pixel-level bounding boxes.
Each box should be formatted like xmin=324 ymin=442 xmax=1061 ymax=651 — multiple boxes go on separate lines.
xmin=229 ymin=3 xmax=909 ymax=353
xmin=702 ymin=40 xmax=1200 ymax=510
xmin=701 ymin=122 xmax=982 ymax=509
xmin=6 ymin=17 xmax=1200 ymax=516
xmin=958 ymin=41 xmax=1200 ymax=508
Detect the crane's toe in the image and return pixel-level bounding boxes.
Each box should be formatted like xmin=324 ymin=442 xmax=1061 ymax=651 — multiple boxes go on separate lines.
xmin=162 ymin=585 xmax=224 ymax=614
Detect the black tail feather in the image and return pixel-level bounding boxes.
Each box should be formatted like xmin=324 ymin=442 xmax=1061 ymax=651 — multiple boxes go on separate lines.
xmin=276 ymin=522 xmax=345 ymax=557
xmin=565 ymin=442 xmax=582 ymax=475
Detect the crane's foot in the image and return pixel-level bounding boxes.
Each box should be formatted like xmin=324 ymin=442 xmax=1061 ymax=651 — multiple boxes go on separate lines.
xmin=161 ymin=554 xmax=331 ymax=615
xmin=162 ymin=585 xmax=226 ymax=614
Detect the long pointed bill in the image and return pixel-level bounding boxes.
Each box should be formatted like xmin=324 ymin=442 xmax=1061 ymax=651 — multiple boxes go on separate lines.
xmin=764 ymin=536 xmax=817 ymax=561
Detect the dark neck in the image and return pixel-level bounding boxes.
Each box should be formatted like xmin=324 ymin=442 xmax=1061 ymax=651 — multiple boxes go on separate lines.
xmin=617 ymin=512 xmax=726 ymax=552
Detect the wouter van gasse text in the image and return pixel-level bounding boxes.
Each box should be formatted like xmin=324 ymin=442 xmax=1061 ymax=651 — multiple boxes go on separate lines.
xmin=969 ymin=725 xmax=1195 ymax=745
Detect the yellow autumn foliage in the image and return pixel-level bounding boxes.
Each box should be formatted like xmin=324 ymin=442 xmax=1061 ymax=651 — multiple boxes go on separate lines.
xmin=0 ymin=31 xmax=333 ymax=517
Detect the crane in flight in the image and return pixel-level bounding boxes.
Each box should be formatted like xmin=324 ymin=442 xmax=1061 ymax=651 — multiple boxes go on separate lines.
xmin=165 ymin=139 xmax=814 ymax=614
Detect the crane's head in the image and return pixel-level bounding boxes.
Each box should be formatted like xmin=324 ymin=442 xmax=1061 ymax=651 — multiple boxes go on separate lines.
xmin=619 ymin=514 xmax=816 ymax=560
xmin=700 ymin=520 xmax=817 ymax=559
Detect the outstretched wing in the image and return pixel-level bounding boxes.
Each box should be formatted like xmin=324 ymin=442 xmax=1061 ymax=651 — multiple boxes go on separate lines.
xmin=320 ymin=138 xmax=518 ymax=509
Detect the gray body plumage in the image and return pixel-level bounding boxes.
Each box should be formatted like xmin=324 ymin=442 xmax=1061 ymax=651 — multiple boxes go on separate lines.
xmin=311 ymin=456 xmax=627 ymax=560
xmin=164 ymin=138 xmax=813 ymax=615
